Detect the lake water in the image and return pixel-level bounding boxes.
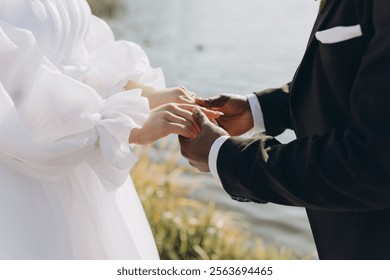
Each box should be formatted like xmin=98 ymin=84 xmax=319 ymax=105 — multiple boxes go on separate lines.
xmin=106 ymin=0 xmax=320 ymax=258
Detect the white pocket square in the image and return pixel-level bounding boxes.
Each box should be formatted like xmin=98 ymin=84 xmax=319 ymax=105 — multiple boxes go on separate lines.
xmin=315 ymin=24 xmax=362 ymax=44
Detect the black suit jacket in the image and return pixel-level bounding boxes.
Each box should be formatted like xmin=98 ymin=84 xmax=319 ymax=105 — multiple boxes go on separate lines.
xmin=217 ymin=0 xmax=390 ymax=259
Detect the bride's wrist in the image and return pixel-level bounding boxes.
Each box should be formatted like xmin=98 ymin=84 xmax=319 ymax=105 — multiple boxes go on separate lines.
xmin=125 ymin=80 xmax=159 ymax=108
xmin=145 ymin=89 xmax=164 ymax=109
xmin=128 ymin=128 xmax=142 ymax=145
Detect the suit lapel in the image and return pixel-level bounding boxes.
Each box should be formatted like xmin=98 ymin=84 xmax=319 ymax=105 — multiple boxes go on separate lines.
xmin=307 ymin=0 xmax=339 ymax=49
xmin=289 ymin=0 xmax=339 ymax=119
xmin=291 ymin=0 xmax=339 ymax=82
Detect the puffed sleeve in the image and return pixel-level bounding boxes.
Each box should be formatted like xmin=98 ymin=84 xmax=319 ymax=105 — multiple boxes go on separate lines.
xmin=82 ymin=15 xmax=166 ymax=98
xmin=0 ymin=20 xmax=148 ymax=190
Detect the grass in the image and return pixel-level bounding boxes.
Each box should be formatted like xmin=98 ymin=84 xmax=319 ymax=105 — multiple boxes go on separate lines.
xmin=131 ymin=140 xmax=297 ymax=260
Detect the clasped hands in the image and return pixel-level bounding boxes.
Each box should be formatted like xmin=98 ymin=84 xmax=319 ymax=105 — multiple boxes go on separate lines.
xmin=127 ymin=83 xmax=223 ymax=145
xmin=126 ymin=80 xmax=254 ymax=173
xmin=179 ymin=94 xmax=254 ymax=173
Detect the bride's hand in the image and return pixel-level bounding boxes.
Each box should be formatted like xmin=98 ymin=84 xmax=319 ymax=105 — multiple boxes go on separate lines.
xmin=125 ymin=81 xmax=196 ymax=109
xmin=128 ymin=104 xmax=222 ymax=145
xmin=147 ymin=86 xmax=196 ymax=109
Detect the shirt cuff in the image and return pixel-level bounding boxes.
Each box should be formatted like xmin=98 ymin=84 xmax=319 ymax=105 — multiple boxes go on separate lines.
xmin=246 ymin=93 xmax=266 ymax=136
xmin=209 ymin=135 xmax=230 ymax=180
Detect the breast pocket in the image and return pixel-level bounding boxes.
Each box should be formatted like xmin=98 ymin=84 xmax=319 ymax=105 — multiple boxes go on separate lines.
xmin=315 ymin=25 xmax=362 ymax=44
xmin=315 ymin=24 xmax=366 ymax=107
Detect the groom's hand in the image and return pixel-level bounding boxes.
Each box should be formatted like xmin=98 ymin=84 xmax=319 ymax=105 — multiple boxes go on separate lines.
xmin=195 ymin=94 xmax=253 ymax=136
xmin=179 ymin=107 xmax=228 ymax=172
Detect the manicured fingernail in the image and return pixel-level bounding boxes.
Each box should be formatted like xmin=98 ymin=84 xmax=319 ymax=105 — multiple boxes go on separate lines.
xmin=208 ymin=110 xmax=223 ymax=116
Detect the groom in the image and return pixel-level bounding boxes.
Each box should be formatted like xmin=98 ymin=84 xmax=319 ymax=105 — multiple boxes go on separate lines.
xmin=179 ymin=0 xmax=390 ymax=259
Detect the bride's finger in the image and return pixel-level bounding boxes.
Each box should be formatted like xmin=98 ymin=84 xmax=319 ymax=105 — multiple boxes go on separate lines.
xmin=161 ymin=104 xmax=200 ymax=133
xmin=177 ymin=104 xmax=223 ymax=118
xmin=164 ymin=111 xmax=199 ymax=135
xmin=210 ymin=118 xmax=219 ymax=126
xmin=164 ymin=122 xmax=196 ymax=139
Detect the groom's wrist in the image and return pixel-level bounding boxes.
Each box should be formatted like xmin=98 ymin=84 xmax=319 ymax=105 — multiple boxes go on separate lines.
xmin=209 ymin=135 xmax=230 ymax=180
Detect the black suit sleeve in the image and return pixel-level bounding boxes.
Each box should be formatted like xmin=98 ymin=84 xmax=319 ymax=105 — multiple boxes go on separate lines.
xmin=217 ymin=1 xmax=390 ymax=212
xmin=254 ymin=83 xmax=293 ymax=136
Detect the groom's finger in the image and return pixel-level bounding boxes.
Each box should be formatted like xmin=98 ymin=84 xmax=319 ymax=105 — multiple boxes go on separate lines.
xmin=178 ymin=135 xmax=193 ymax=159
xmin=192 ymin=107 xmax=212 ymax=128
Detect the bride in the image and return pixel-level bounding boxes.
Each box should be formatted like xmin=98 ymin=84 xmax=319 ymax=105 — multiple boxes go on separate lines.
xmin=0 ymin=0 xmax=218 ymax=259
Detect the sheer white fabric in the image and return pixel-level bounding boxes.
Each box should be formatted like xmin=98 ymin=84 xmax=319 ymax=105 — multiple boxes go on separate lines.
xmin=0 ymin=0 xmax=164 ymax=259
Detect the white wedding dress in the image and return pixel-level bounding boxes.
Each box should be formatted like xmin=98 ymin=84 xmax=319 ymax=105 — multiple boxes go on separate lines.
xmin=0 ymin=0 xmax=164 ymax=259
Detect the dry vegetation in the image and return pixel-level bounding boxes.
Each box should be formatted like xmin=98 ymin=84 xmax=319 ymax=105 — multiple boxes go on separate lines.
xmin=131 ymin=141 xmax=296 ymax=260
